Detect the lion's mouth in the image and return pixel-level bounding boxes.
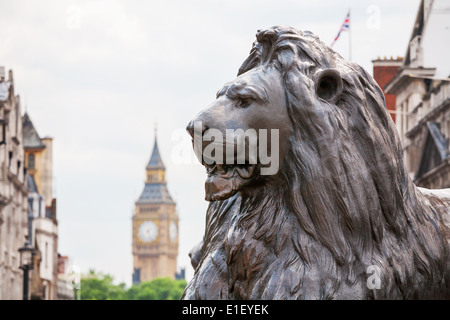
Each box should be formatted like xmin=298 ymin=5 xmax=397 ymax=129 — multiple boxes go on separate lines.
xmin=205 ymin=162 xmax=256 ymax=178
xmin=203 ymin=160 xmax=258 ymax=201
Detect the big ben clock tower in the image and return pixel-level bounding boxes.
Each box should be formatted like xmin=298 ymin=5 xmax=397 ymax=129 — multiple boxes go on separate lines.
xmin=132 ymin=134 xmax=179 ymax=284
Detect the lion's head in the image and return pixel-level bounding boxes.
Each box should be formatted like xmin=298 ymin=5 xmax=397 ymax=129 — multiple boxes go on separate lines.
xmin=184 ymin=26 xmax=449 ymax=300
xmin=186 ymin=27 xmax=372 ymax=203
xmin=187 ymin=62 xmax=293 ymax=201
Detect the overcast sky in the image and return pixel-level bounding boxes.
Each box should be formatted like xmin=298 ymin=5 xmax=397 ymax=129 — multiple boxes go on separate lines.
xmin=0 ymin=0 xmax=422 ymax=286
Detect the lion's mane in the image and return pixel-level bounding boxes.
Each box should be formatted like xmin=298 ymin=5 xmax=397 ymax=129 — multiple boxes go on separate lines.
xmin=183 ymin=26 xmax=449 ymax=299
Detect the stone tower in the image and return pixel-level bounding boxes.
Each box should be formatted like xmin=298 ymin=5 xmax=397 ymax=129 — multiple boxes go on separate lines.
xmin=132 ymin=135 xmax=178 ymax=284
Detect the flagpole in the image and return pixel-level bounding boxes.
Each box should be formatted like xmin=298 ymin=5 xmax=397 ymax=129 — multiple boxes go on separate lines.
xmin=349 ymin=8 xmax=352 ymax=61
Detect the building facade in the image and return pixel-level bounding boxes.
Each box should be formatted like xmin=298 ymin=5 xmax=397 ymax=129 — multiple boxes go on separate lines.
xmin=23 ymin=112 xmax=59 ymax=299
xmin=23 ymin=113 xmax=54 ymax=209
xmin=384 ymin=0 xmax=450 ymax=189
xmin=56 ymin=254 xmax=75 ymax=300
xmin=0 ymin=67 xmax=29 ymax=300
xmin=132 ymin=136 xmax=179 ymax=284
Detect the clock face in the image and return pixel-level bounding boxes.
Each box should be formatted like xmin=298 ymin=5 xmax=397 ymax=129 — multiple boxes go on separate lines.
xmin=138 ymin=221 xmax=158 ymax=242
xmin=169 ymin=222 xmax=177 ymax=243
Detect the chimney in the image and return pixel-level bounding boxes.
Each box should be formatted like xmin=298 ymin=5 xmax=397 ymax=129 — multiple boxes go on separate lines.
xmin=372 ymin=57 xmax=404 ymax=123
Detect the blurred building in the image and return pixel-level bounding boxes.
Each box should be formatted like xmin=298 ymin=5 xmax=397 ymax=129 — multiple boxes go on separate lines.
xmin=56 ymin=254 xmax=75 ymax=300
xmin=380 ymin=0 xmax=450 ymax=189
xmin=132 ymin=134 xmax=179 ymax=284
xmin=23 ymin=113 xmax=54 ymax=209
xmin=0 ymin=67 xmax=29 ymax=299
xmin=22 ymin=112 xmax=59 ymax=299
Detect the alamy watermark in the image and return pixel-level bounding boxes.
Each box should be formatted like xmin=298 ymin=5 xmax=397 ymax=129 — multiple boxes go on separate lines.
xmin=366 ymin=5 xmax=381 ymax=30
xmin=66 ymin=5 xmax=82 ymax=30
xmin=67 ymin=265 xmax=81 ymax=300
xmin=366 ymin=265 xmax=381 ymax=290
xmin=190 ymin=121 xmax=280 ymax=175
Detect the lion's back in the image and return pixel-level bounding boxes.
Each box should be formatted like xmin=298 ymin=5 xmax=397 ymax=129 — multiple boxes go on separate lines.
xmin=418 ymin=187 xmax=450 ymax=234
xmin=418 ymin=187 xmax=450 ymax=299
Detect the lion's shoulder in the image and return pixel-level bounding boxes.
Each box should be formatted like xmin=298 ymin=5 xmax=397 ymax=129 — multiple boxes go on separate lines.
xmin=418 ymin=187 xmax=450 ymax=230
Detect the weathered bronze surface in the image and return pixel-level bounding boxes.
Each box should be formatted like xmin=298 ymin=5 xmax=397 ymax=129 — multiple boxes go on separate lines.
xmin=183 ymin=26 xmax=450 ymax=299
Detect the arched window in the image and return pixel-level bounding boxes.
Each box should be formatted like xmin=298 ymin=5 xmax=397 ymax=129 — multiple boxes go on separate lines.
xmin=28 ymin=153 xmax=35 ymax=170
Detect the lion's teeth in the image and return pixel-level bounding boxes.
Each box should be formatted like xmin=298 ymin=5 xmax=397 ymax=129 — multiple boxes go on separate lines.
xmin=235 ymin=165 xmax=255 ymax=179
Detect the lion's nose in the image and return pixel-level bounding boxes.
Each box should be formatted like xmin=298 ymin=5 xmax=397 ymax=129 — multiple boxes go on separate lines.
xmin=186 ymin=119 xmax=208 ymax=138
xmin=186 ymin=119 xmax=195 ymax=138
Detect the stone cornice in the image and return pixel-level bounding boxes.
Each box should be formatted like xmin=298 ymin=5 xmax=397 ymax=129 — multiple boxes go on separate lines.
xmin=385 ymin=67 xmax=436 ymax=94
xmin=406 ymin=98 xmax=450 ymax=139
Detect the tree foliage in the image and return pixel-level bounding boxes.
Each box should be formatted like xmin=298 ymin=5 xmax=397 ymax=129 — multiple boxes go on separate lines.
xmin=79 ymin=270 xmax=186 ymax=300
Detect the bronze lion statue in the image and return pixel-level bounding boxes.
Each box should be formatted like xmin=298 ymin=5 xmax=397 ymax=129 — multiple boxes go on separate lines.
xmin=183 ymin=26 xmax=450 ymax=299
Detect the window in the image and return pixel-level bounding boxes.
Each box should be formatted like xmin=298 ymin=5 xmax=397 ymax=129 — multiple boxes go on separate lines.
xmin=28 ymin=153 xmax=35 ymax=170
xmin=8 ymin=151 xmax=13 ymax=168
xmin=45 ymin=242 xmax=49 ymax=268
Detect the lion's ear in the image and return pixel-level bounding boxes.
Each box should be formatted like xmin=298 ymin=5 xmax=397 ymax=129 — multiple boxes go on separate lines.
xmin=313 ymin=69 xmax=343 ymax=104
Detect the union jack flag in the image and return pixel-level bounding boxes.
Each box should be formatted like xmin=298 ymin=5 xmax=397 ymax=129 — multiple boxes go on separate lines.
xmin=331 ymin=10 xmax=350 ymax=47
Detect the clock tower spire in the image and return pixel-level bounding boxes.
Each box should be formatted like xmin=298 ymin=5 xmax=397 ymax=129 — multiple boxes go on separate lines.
xmin=132 ymin=132 xmax=179 ymax=284
xmin=145 ymin=132 xmax=166 ymax=183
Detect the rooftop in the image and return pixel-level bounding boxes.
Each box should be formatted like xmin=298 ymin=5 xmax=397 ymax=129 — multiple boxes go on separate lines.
xmin=146 ymin=136 xmax=165 ymax=170
xmin=22 ymin=112 xmax=45 ymax=149
xmin=136 ymin=183 xmax=175 ymax=204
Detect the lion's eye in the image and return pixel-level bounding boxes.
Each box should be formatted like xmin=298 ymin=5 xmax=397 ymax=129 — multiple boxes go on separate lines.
xmin=237 ymin=98 xmax=253 ymax=108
